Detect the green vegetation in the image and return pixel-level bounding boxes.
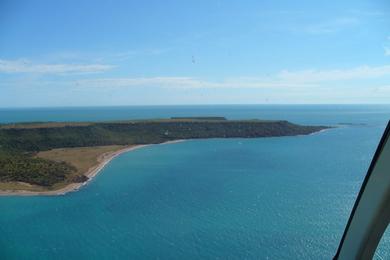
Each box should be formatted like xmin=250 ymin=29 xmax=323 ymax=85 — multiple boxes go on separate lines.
xmin=0 ymin=118 xmax=327 ymax=189
xmin=170 ymin=117 xmax=227 ymax=120
xmin=37 ymin=145 xmax=126 ymax=180
xmin=0 ymin=152 xmax=76 ymax=186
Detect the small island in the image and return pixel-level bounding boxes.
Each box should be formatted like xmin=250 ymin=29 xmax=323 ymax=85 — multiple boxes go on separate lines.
xmin=0 ymin=117 xmax=328 ymax=195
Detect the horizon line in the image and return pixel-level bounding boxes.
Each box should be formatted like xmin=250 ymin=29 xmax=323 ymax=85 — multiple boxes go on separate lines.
xmin=1 ymin=103 xmax=390 ymax=109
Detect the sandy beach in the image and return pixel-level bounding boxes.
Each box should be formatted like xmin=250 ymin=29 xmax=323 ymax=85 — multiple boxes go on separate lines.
xmin=0 ymin=140 xmax=184 ymax=196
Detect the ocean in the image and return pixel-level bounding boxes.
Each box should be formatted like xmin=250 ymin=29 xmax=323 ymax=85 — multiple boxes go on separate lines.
xmin=0 ymin=105 xmax=389 ymax=259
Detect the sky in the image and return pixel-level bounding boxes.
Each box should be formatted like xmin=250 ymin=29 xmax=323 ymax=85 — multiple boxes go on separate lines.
xmin=0 ymin=0 xmax=390 ymax=107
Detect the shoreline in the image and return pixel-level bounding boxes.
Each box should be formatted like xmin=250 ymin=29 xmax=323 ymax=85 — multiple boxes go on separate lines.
xmin=0 ymin=128 xmax=328 ymax=197
xmin=0 ymin=140 xmax=184 ymax=196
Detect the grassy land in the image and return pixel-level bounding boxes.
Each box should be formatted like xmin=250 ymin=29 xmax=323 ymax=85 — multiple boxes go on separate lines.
xmin=0 ymin=145 xmax=127 ymax=192
xmin=0 ymin=181 xmax=48 ymax=192
xmin=36 ymin=145 xmax=126 ymax=175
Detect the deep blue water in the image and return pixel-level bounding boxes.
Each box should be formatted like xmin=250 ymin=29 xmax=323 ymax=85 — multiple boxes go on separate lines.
xmin=0 ymin=105 xmax=389 ymax=259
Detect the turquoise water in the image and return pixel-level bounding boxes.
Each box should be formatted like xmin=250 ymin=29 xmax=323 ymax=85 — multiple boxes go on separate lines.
xmin=0 ymin=105 xmax=389 ymax=259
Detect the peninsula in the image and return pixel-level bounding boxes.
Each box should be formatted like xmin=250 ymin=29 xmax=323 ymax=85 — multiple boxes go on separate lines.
xmin=0 ymin=117 xmax=328 ymax=195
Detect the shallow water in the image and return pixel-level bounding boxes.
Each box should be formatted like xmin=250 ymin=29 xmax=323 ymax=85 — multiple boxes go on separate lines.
xmin=0 ymin=105 xmax=389 ymax=259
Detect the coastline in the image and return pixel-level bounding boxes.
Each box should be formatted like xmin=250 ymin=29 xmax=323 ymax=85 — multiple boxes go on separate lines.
xmin=0 ymin=140 xmax=184 ymax=196
xmin=0 ymin=128 xmax=328 ymax=197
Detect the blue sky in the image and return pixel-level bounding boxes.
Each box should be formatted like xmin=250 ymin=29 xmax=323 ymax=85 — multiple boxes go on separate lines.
xmin=1 ymin=0 xmax=390 ymax=107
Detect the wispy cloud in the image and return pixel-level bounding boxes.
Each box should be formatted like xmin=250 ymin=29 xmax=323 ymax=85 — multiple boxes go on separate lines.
xmin=2 ymin=64 xmax=390 ymax=105
xmin=3 ymin=62 xmax=390 ymax=102
xmin=104 ymin=48 xmax=169 ymax=62
xmin=0 ymin=59 xmax=114 ymax=74
xmin=303 ymin=17 xmax=359 ymax=34
xmin=384 ymin=37 xmax=390 ymax=56
xmin=278 ymin=65 xmax=390 ymax=82
xmin=73 ymin=64 xmax=390 ymax=90
xmin=375 ymin=85 xmax=390 ymax=94
xmin=347 ymin=9 xmax=385 ymax=17
xmin=385 ymin=47 xmax=390 ymax=56
xmin=75 ymin=77 xmax=315 ymax=90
